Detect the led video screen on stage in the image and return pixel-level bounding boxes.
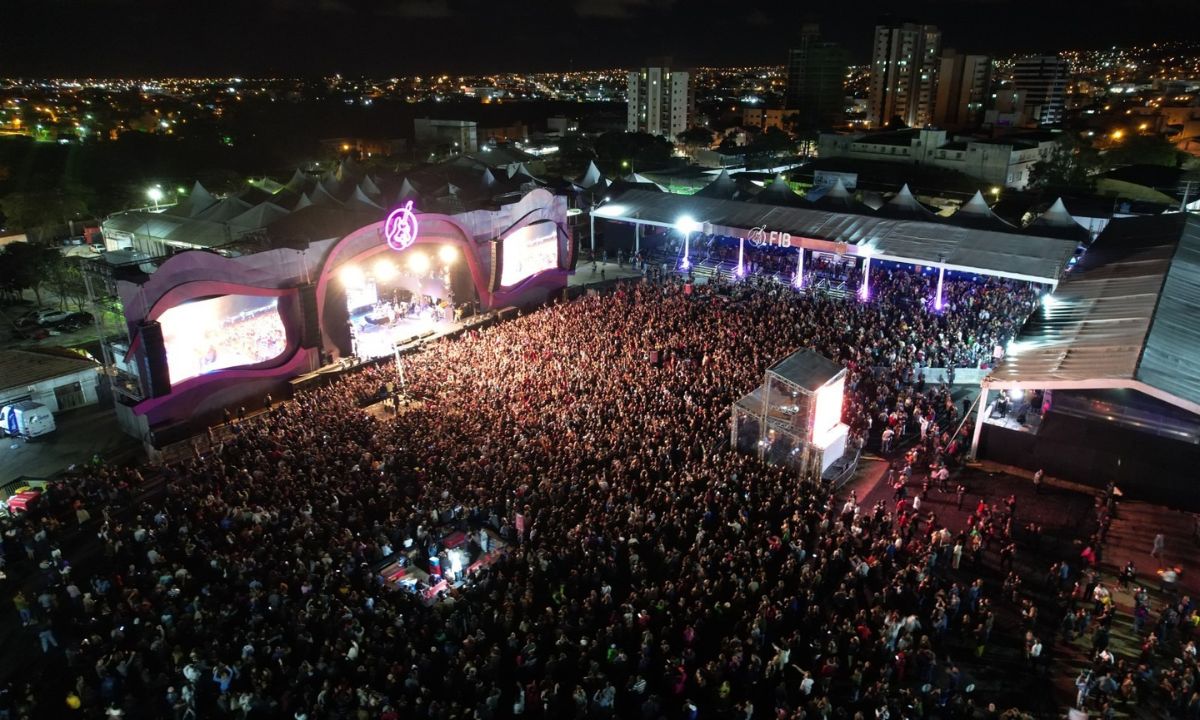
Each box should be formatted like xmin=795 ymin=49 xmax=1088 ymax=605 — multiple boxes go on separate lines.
xmin=499 ymin=221 xmax=559 ymax=287
xmin=158 ymin=294 xmax=287 ymax=383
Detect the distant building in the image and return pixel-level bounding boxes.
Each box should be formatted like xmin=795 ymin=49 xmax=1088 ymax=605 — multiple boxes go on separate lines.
xmin=818 ymin=127 xmax=1057 ymax=189
xmin=742 ymin=107 xmax=789 ymax=131
xmin=546 ymin=116 xmax=579 ymax=136
xmin=413 ymin=118 xmax=478 ymax=152
xmin=784 ymin=24 xmax=849 ymax=130
xmin=1012 ymin=56 xmax=1068 ymax=127
xmin=868 ymin=22 xmax=941 ymax=128
xmin=933 ymin=50 xmax=992 ymax=130
xmin=627 ymin=58 xmax=694 ymax=140
xmin=477 ymin=121 xmax=528 ymax=146
xmin=0 ymin=349 xmax=100 ymax=413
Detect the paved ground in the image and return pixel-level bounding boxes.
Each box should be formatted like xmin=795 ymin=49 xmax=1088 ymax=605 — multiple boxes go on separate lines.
xmin=0 ymin=402 xmax=139 ymax=485
xmin=567 ymin=260 xmax=644 ymax=287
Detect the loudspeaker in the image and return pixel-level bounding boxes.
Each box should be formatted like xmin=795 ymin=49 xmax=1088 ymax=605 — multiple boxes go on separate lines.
xmin=138 ymin=320 xmax=172 ymax=398
xmin=298 ymin=283 xmax=321 ymax=349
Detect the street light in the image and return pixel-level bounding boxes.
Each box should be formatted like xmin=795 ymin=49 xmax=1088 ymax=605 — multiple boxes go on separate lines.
xmin=675 ymin=215 xmax=700 ymax=271
xmin=147 ymin=186 xmax=163 ymax=211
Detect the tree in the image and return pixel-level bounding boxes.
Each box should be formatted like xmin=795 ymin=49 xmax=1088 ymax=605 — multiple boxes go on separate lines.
xmin=0 ymin=242 xmax=59 ymax=306
xmin=1104 ymin=135 xmax=1184 ymax=169
xmin=1028 ymin=134 xmax=1101 ymax=191
xmin=47 ymin=255 xmax=89 ymax=310
xmin=592 ymin=132 xmax=672 ymax=175
xmin=676 ymin=126 xmax=716 ymax=149
xmin=745 ymin=127 xmax=797 ymax=157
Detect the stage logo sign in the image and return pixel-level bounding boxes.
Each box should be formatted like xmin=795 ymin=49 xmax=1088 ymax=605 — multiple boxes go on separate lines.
xmin=385 ymin=201 xmax=419 ymax=251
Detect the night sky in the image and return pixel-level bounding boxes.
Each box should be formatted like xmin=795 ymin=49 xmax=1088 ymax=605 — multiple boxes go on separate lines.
xmin=2 ymin=0 xmax=1193 ymax=77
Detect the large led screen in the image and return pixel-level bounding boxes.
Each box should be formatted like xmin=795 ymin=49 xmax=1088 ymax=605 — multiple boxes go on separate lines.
xmin=499 ymin=221 xmax=559 ymax=287
xmin=158 ymin=294 xmax=287 ymax=383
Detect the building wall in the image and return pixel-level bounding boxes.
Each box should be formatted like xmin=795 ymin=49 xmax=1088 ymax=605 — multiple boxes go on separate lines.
xmin=869 ymin=23 xmax=941 ymax=128
xmin=413 ymin=119 xmax=479 ymax=152
xmin=627 ymin=63 xmax=692 ymax=139
xmin=934 ymin=52 xmax=992 ymax=130
xmin=1012 ymin=56 xmax=1068 ymax=127
xmin=0 ymin=367 xmax=100 ymax=414
xmin=817 ymin=130 xmax=1053 ymax=189
xmin=785 ymin=25 xmax=848 ymax=130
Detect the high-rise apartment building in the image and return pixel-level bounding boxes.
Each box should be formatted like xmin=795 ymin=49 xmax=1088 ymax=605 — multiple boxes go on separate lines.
xmin=933 ymin=50 xmax=992 ymax=130
xmin=868 ymin=22 xmax=941 ymax=128
xmin=1012 ymin=56 xmax=1068 ymax=127
xmin=627 ymin=58 xmax=694 ymax=139
xmin=785 ymin=24 xmax=849 ymax=131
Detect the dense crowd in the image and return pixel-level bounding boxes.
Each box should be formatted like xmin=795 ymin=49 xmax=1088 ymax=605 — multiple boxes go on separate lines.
xmin=7 ymin=268 xmax=1166 ymax=720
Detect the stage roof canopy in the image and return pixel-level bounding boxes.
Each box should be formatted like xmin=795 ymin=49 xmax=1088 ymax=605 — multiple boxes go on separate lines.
xmin=598 ymin=189 xmax=1078 ymax=285
xmin=985 ymin=214 xmax=1200 ymax=415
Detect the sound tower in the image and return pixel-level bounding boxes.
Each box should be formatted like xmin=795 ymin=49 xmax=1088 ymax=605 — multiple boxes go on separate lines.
xmin=298 ymin=283 xmax=321 ymax=348
xmin=138 ymin=320 xmax=172 ymax=398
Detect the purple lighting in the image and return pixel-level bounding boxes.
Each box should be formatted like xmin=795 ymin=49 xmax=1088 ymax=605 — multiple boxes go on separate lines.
xmin=384 ymin=201 xmax=419 ymax=251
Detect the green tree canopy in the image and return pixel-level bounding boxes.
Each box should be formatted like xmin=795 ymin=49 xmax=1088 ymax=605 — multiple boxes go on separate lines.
xmin=1103 ymin=134 xmax=1184 ymax=169
xmin=1028 ymin=133 xmax=1101 ymax=191
xmin=676 ymin=126 xmax=715 ymax=148
xmin=592 ymin=132 xmax=673 ymax=175
xmin=0 ymin=242 xmax=60 ymax=305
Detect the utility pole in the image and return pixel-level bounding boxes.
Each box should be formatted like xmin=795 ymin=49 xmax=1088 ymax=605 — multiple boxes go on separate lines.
xmin=1182 ymin=180 xmax=1196 ymax=213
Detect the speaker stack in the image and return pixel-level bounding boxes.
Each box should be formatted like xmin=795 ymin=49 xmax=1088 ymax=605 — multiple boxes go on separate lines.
xmin=138 ymin=320 xmax=172 ymax=398
xmin=298 ymin=283 xmax=321 ymax=349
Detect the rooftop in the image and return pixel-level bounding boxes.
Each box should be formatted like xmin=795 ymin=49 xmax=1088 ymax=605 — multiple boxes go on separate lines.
xmin=0 ymin=349 xmax=99 ymax=391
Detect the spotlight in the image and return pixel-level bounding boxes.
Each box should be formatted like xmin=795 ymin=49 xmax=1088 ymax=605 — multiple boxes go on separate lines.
xmin=373 ymin=259 xmax=397 ymax=281
xmin=438 ymin=245 xmax=458 ymax=264
xmin=339 ymin=265 xmax=365 ymax=288
xmin=407 ymin=252 xmax=430 ymax=274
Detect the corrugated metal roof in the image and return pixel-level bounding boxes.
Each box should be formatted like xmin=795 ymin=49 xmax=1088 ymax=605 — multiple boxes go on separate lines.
xmin=987 ymin=214 xmax=1200 ymax=412
xmin=601 ymin=190 xmax=1077 ymax=283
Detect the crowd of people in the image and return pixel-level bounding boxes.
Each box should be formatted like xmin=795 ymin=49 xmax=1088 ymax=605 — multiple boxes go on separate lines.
xmin=5 ymin=266 xmax=1181 ymax=720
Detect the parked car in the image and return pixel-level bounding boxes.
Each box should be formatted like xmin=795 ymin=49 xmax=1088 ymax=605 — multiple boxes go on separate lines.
xmin=53 ymin=311 xmax=94 ymax=331
xmin=14 ymin=309 xmax=50 ymax=328
xmin=33 ymin=309 xmax=71 ymax=326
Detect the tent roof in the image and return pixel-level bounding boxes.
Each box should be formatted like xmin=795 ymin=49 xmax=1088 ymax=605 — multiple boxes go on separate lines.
xmin=576 ymin=160 xmax=605 ymax=189
xmin=986 ymin=214 xmax=1200 ymax=414
xmin=228 ymin=202 xmax=291 ymax=229
xmin=876 ymin=184 xmax=942 ymax=222
xmin=950 ymin=190 xmax=1017 ymax=232
xmin=593 ymin=189 xmax=1077 ymax=284
xmin=358 ymin=175 xmax=382 ymax=197
xmin=194 ymin=197 xmax=253 ymax=223
xmin=754 ymin=174 xmax=808 ymax=208
xmin=1025 ymin=197 xmax=1092 ymax=242
xmin=693 ymin=169 xmax=739 ymax=199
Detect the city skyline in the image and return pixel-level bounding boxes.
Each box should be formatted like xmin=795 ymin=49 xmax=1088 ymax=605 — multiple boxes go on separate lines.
xmin=4 ymin=0 xmax=1198 ymax=77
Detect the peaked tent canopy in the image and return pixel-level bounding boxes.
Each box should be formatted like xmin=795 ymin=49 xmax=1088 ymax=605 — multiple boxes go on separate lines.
xmin=1025 ymin=198 xmax=1092 ymax=242
xmin=754 ymin=174 xmax=808 ymax=208
xmin=693 ymin=170 xmax=741 ymax=200
xmin=876 ymin=184 xmax=942 ymax=222
xmin=950 ymin=191 xmax=1017 ymax=232
xmin=576 ymin=161 xmax=605 ymax=190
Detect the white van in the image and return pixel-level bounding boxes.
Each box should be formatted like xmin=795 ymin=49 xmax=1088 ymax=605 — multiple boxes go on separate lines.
xmin=0 ymin=401 xmax=57 ymax=439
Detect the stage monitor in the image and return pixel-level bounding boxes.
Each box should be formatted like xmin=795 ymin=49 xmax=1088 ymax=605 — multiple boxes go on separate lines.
xmin=157 ymin=294 xmax=287 ymax=384
xmin=498 ymin=220 xmax=560 ymax=288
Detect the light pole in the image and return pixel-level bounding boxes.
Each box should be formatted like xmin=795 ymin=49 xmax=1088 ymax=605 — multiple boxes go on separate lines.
xmin=675 ymin=215 xmax=700 ymax=271
xmin=147 ymin=186 xmax=163 ymax=211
